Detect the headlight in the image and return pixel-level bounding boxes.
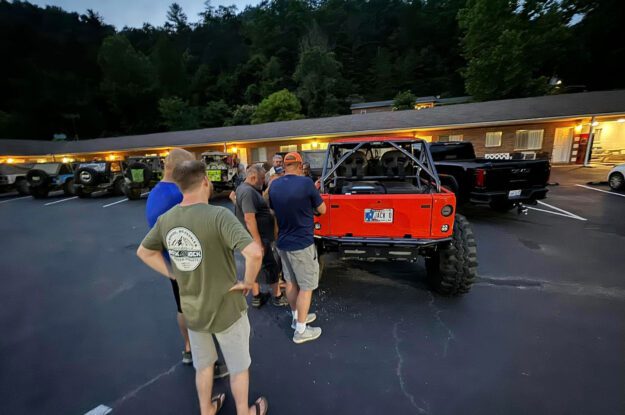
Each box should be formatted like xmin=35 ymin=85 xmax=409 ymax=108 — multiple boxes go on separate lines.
xmin=441 ymin=224 xmax=449 ymax=232
xmin=441 ymin=205 xmax=454 ymax=217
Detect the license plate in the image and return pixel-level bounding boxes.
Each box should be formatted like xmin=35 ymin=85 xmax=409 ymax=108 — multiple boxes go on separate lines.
xmin=364 ymin=208 xmax=393 ymax=223
xmin=508 ymin=189 xmax=522 ymax=198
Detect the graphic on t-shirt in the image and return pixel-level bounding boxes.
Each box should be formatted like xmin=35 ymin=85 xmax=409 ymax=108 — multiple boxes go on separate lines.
xmin=166 ymin=227 xmax=203 ymax=271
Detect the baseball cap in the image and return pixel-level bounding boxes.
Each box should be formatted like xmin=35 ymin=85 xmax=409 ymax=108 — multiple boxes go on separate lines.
xmin=284 ymin=152 xmax=303 ymax=165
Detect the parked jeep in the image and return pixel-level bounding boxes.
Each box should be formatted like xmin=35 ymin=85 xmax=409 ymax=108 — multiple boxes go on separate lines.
xmin=73 ymin=160 xmax=126 ymax=198
xmin=201 ymin=151 xmax=240 ymax=192
xmin=0 ymin=163 xmax=32 ymax=195
xmin=314 ymin=137 xmax=478 ymax=296
xmin=26 ymin=162 xmax=75 ymax=198
xmin=123 ymin=156 xmax=164 ymax=200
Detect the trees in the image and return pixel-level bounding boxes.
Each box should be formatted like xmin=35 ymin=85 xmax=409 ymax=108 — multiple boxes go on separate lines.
xmin=158 ymin=97 xmax=199 ymax=131
xmin=458 ymin=0 xmax=569 ymax=100
xmin=251 ymin=90 xmax=304 ymax=124
xmin=393 ymin=91 xmax=417 ymax=111
xmin=293 ymin=22 xmax=346 ymax=117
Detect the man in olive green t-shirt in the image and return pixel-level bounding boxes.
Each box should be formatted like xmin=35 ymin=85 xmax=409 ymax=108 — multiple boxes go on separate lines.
xmin=137 ymin=160 xmax=268 ymax=415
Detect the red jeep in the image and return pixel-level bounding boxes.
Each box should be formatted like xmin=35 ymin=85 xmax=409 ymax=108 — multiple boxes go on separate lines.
xmin=314 ymin=137 xmax=477 ymax=296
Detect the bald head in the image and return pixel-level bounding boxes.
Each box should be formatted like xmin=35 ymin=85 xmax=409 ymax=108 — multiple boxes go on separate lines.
xmin=164 ymin=148 xmax=195 ymax=180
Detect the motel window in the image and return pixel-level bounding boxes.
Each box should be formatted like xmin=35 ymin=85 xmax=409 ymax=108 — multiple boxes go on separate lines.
xmin=251 ymin=147 xmax=267 ymax=162
xmin=485 ymin=131 xmax=502 ymax=147
xmin=515 ymin=129 xmax=544 ymax=150
xmin=301 ymin=142 xmax=329 ymax=151
xmin=279 ymin=144 xmax=298 ymax=152
xmin=438 ymin=134 xmax=463 ymax=142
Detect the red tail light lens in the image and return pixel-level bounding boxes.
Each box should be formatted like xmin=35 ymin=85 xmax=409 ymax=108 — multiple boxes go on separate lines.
xmin=475 ymin=168 xmax=486 ymax=187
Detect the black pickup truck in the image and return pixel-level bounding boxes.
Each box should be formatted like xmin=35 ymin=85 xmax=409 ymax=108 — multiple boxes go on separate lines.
xmin=429 ymin=142 xmax=550 ymax=211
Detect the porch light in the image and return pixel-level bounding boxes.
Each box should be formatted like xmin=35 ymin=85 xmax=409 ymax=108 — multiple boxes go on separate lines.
xmin=312 ymin=141 xmax=319 ymax=148
xmin=591 ymin=121 xmax=599 ymax=127
xmin=6 ymin=158 xmax=14 ymax=163
xmin=574 ymin=124 xmax=583 ymax=133
xmin=160 ymin=151 xmax=169 ymax=157
xmin=106 ymin=154 xmax=117 ymax=161
xmin=230 ymin=147 xmax=238 ymax=153
xmin=618 ymin=119 xmax=625 ymax=123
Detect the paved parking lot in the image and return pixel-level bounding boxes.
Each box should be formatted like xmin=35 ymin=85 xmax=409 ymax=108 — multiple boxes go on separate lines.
xmin=1 ymin=169 xmax=624 ymax=415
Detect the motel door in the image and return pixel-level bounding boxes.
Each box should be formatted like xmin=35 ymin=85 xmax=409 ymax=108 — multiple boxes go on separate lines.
xmin=552 ymin=127 xmax=574 ymax=163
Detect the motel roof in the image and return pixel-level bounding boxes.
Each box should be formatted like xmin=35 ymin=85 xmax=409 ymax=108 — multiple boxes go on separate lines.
xmin=2 ymin=90 xmax=625 ymax=156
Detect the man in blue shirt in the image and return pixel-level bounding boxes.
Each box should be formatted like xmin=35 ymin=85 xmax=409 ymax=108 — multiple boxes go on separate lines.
xmin=146 ymin=149 xmax=227 ymax=379
xmin=269 ymin=152 xmax=327 ymax=344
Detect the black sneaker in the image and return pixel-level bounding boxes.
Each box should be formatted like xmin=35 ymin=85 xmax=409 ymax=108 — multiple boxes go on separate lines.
xmin=272 ymin=294 xmax=289 ymax=307
xmin=214 ymin=362 xmax=229 ymax=379
xmin=251 ymin=293 xmax=269 ymax=308
xmin=182 ymin=350 xmax=192 ymax=365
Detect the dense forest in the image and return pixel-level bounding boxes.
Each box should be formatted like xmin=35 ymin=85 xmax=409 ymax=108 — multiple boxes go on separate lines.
xmin=1 ymin=0 xmax=623 ymax=140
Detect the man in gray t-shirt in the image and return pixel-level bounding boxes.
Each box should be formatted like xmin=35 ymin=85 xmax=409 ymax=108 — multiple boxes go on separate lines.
xmin=235 ymin=164 xmax=289 ymax=308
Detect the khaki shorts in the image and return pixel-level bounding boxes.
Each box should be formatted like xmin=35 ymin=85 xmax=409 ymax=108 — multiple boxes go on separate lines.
xmin=277 ymin=244 xmax=320 ymax=291
xmin=187 ymin=312 xmax=251 ymax=375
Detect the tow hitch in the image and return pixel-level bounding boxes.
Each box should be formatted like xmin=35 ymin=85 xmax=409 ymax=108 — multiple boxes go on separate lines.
xmin=516 ymin=202 xmax=528 ymax=215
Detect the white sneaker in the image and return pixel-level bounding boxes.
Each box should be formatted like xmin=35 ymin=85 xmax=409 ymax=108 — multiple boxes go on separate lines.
xmin=291 ymin=313 xmax=317 ymax=329
xmin=293 ymin=326 xmax=322 ymax=344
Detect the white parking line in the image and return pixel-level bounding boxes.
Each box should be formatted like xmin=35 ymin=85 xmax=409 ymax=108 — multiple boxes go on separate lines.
xmin=575 ymin=184 xmax=625 ymax=198
xmin=0 ymin=196 xmax=30 ymax=205
xmin=44 ymin=196 xmax=78 ymax=206
xmin=526 ymin=206 xmax=587 ymax=221
xmin=102 ymin=198 xmax=128 ymax=208
xmin=536 ymin=200 xmax=587 ymax=221
xmin=141 ymin=191 xmax=150 ymax=197
xmin=84 ymin=404 xmax=112 ymax=415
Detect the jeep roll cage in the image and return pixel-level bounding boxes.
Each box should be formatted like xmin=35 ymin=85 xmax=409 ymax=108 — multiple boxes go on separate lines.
xmin=319 ymin=139 xmax=442 ymax=193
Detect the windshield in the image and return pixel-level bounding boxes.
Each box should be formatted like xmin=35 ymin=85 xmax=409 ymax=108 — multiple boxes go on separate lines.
xmin=34 ymin=163 xmax=60 ymax=174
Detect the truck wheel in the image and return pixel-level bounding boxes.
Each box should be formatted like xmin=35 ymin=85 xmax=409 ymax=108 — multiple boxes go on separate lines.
xmin=489 ymin=200 xmax=515 ymax=212
xmin=63 ymin=179 xmax=75 ymax=196
xmin=426 ymin=214 xmax=478 ymax=296
xmin=608 ymin=172 xmax=624 ymax=191
xmin=76 ymin=187 xmax=91 ymax=198
xmin=113 ymin=178 xmax=125 ymax=196
xmin=15 ymin=179 xmax=30 ymax=195
xmin=31 ymin=187 xmax=49 ymax=199
xmin=126 ymin=187 xmax=142 ymax=200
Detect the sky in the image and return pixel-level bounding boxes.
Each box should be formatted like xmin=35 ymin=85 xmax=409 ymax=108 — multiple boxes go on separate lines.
xmin=28 ymin=0 xmax=260 ymax=29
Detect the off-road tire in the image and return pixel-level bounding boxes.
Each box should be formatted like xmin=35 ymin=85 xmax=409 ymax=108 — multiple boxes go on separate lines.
xmin=76 ymin=187 xmax=91 ymax=198
xmin=113 ymin=178 xmax=125 ymax=196
xmin=75 ymin=167 xmax=100 ymax=186
xmin=26 ymin=169 xmax=51 ymax=188
xmin=63 ymin=179 xmax=75 ymax=196
xmin=489 ymin=200 xmax=515 ymax=212
xmin=426 ymin=214 xmax=478 ymax=296
xmin=15 ymin=179 xmax=30 ymax=195
xmin=126 ymin=186 xmax=142 ymax=200
xmin=31 ymin=187 xmax=49 ymax=199
xmin=609 ymin=172 xmax=624 ymax=191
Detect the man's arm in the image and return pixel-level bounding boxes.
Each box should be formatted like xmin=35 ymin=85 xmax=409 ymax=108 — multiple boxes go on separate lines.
xmin=229 ymin=241 xmax=263 ymax=295
xmin=228 ymin=191 xmax=237 ymax=205
xmin=244 ymin=213 xmax=263 ymax=245
xmin=315 ymin=201 xmax=327 ymax=215
xmin=137 ymin=245 xmax=174 ymax=280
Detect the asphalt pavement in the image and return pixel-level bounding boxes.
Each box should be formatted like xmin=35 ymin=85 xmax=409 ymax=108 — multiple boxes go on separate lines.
xmin=0 ymin=172 xmax=624 ymax=415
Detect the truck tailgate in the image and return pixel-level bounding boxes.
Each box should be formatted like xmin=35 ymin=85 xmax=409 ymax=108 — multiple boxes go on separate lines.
xmin=478 ymin=159 xmax=550 ymax=191
xmin=321 ymin=194 xmax=434 ymax=238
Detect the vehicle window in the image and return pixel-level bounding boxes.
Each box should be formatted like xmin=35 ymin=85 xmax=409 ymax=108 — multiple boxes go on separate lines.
xmin=78 ymin=163 xmax=107 ymax=172
xmin=59 ymin=164 xmax=71 ymax=174
xmin=35 ymin=163 xmax=60 ymax=174
xmin=430 ymin=144 xmax=474 ymax=161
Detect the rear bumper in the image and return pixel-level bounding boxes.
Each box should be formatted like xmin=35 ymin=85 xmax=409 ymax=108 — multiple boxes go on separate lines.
xmin=315 ymin=235 xmax=451 ymax=260
xmin=469 ymin=187 xmax=548 ymax=204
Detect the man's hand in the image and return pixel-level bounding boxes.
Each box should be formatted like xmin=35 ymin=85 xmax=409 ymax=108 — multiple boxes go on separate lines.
xmin=229 ymin=281 xmax=254 ymax=296
xmin=314 ymin=179 xmax=321 ymax=190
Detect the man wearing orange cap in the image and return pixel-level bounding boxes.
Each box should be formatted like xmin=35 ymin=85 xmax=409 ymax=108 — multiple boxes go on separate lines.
xmin=268 ymin=152 xmax=326 ymax=344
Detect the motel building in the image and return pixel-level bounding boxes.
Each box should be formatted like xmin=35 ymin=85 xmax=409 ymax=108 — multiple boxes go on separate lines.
xmin=1 ymin=90 xmax=625 ymax=168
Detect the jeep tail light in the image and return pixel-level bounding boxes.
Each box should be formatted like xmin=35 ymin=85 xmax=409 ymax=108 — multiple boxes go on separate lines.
xmin=475 ymin=168 xmax=486 ymax=187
